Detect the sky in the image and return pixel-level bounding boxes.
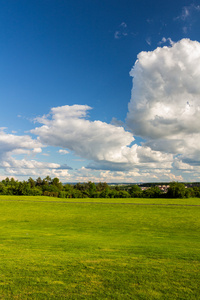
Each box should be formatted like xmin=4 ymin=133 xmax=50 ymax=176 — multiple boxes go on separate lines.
xmin=1 ymin=0 xmax=200 ymax=183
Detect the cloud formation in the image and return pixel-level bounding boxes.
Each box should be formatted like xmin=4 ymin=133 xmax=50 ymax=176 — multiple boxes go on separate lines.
xmin=114 ymin=22 xmax=128 ymax=39
xmin=158 ymin=37 xmax=174 ymax=46
xmin=71 ymin=166 xmax=182 ymax=183
xmin=176 ymin=4 xmax=200 ymax=21
xmin=0 ymin=130 xmax=72 ymax=180
xmin=58 ymin=149 xmax=69 ymax=155
xmin=32 ymin=105 xmax=134 ymax=163
xmin=175 ymin=4 xmax=200 ymax=33
xmin=127 ymin=38 xmax=200 ymax=170
xmin=2 ymin=39 xmax=200 ymax=182
xmin=31 ymin=104 xmax=173 ymax=172
xmin=0 ymin=130 xmax=42 ymax=156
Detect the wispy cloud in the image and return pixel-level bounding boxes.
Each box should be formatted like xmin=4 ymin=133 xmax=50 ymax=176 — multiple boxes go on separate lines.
xmin=158 ymin=37 xmax=174 ymax=46
xmin=114 ymin=22 xmax=128 ymax=39
xmin=179 ymin=6 xmax=190 ymax=21
xmin=146 ymin=37 xmax=151 ymax=46
xmin=176 ymin=4 xmax=200 ymax=21
xmin=175 ymin=4 xmax=200 ymax=33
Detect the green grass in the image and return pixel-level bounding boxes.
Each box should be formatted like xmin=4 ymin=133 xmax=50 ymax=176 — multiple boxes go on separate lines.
xmin=1 ymin=194 xmax=200 ymax=205
xmin=0 ymin=196 xmax=199 ymax=299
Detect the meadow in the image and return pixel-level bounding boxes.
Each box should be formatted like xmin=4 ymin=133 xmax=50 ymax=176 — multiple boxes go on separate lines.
xmin=0 ymin=196 xmax=199 ymax=299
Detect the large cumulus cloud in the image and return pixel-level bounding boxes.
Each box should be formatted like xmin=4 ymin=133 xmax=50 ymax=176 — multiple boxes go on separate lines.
xmin=32 ymin=105 xmax=134 ymax=163
xmin=31 ymin=104 xmax=172 ymax=171
xmin=127 ymin=38 xmax=200 ymax=139
xmin=127 ymin=38 xmax=200 ymax=168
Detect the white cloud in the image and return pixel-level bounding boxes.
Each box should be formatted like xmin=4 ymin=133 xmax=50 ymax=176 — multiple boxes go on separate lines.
xmin=70 ymin=167 xmax=182 ymax=183
xmin=0 ymin=130 xmax=72 ymax=180
xmin=127 ymin=38 xmax=200 ymax=140
xmin=173 ymin=158 xmax=194 ymax=170
xmin=4 ymin=165 xmax=72 ymax=181
xmin=175 ymin=4 xmax=200 ymax=33
xmin=146 ymin=37 xmax=151 ymax=46
xmin=176 ymin=4 xmax=200 ymax=21
xmin=2 ymin=158 xmax=60 ymax=170
xmin=0 ymin=131 xmax=42 ymax=155
xmin=180 ymin=6 xmax=190 ymax=20
xmin=158 ymin=37 xmax=174 ymax=46
xmin=2 ymin=156 xmax=73 ymax=180
xmin=31 ymin=104 xmax=173 ymax=173
xmin=58 ymin=149 xmax=69 ymax=155
xmin=127 ymin=38 xmax=200 ymax=172
xmin=2 ymin=39 xmax=200 ymax=182
xmin=165 ymin=173 xmax=183 ymax=182
xmin=32 ymin=105 xmax=135 ymax=163
xmin=114 ymin=22 xmax=128 ymax=39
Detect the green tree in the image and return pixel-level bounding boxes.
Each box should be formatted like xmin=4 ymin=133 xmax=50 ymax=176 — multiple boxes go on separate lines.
xmin=184 ymin=187 xmax=195 ymax=198
xmin=30 ymin=187 xmax=43 ymax=196
xmin=17 ymin=181 xmax=31 ymax=195
xmin=96 ymin=182 xmax=109 ymax=192
xmin=36 ymin=177 xmax=42 ymax=186
xmin=130 ymin=185 xmax=142 ymax=198
xmin=45 ymin=176 xmax=52 ymax=184
xmin=100 ymin=187 xmax=110 ymax=198
xmin=88 ymin=182 xmax=97 ymax=197
xmin=193 ymin=186 xmax=200 ymax=197
xmin=167 ymin=182 xmax=186 ymax=198
xmin=51 ymin=177 xmax=63 ymax=190
xmin=118 ymin=190 xmax=131 ymax=198
xmin=0 ymin=182 xmax=6 ymax=195
xmin=28 ymin=177 xmax=35 ymax=188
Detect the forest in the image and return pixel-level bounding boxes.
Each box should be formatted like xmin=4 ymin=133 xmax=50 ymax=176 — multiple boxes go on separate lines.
xmin=0 ymin=177 xmax=200 ymax=199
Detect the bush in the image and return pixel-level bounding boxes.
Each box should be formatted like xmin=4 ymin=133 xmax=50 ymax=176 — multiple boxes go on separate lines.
xmin=43 ymin=191 xmax=58 ymax=197
xmin=30 ymin=188 xmax=43 ymax=196
xmin=58 ymin=191 xmax=67 ymax=198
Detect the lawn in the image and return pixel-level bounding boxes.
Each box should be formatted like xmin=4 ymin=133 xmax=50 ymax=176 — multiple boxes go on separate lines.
xmin=0 ymin=196 xmax=199 ymax=299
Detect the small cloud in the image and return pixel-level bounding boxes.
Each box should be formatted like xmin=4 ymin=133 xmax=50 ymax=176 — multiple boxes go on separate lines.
xmin=158 ymin=37 xmax=174 ymax=46
xmin=180 ymin=6 xmax=190 ymax=20
xmin=114 ymin=31 xmax=121 ymax=39
xmin=183 ymin=26 xmax=188 ymax=33
xmin=120 ymin=22 xmax=127 ymax=28
xmin=146 ymin=37 xmax=151 ymax=46
xmin=178 ymin=4 xmax=200 ymax=20
xmin=175 ymin=6 xmax=191 ymax=21
xmin=58 ymin=149 xmax=69 ymax=155
xmin=175 ymin=4 xmax=200 ymax=33
xmin=114 ymin=22 xmax=128 ymax=39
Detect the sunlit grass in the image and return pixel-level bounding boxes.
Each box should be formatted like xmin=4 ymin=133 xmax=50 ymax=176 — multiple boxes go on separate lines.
xmin=0 ymin=196 xmax=199 ymax=299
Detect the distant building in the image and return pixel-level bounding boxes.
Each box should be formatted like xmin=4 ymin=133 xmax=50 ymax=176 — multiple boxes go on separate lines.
xmin=156 ymin=185 xmax=170 ymax=193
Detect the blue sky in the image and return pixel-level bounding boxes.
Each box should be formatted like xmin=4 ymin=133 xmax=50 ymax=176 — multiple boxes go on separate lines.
xmin=1 ymin=0 xmax=200 ymax=182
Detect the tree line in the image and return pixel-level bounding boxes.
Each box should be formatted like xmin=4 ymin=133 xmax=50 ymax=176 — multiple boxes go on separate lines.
xmin=0 ymin=177 xmax=200 ymax=198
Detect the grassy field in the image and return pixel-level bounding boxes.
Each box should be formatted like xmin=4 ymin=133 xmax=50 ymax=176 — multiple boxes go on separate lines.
xmin=0 ymin=196 xmax=199 ymax=299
